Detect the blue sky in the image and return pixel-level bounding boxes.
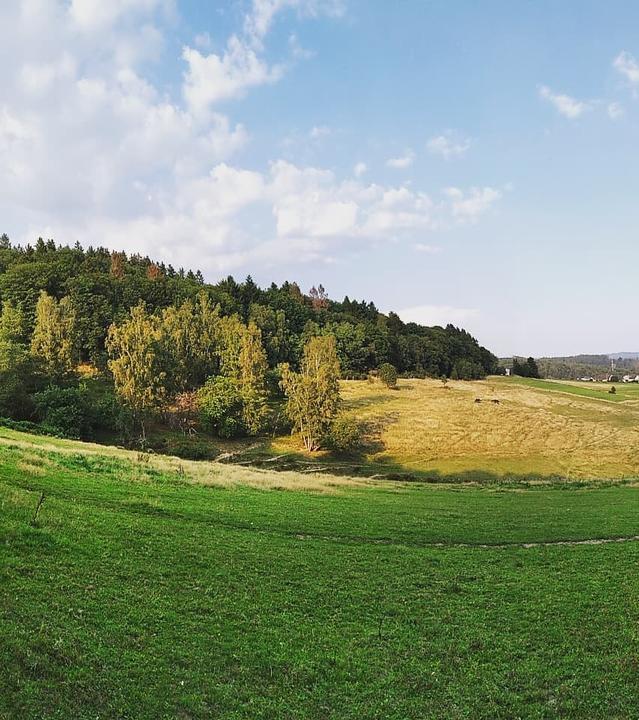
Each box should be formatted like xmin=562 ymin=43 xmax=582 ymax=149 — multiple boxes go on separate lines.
xmin=2 ymin=1 xmax=639 ymax=356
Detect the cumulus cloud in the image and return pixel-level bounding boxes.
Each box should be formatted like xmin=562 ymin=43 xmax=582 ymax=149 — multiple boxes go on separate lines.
xmin=353 ymin=162 xmax=367 ymax=177
xmin=443 ymin=187 xmax=502 ymax=222
xmin=608 ymin=101 xmax=624 ymax=120
xmin=0 ymin=1 xmax=503 ymax=277
xmin=613 ymin=51 xmax=639 ymax=85
xmin=397 ymin=305 xmax=479 ymax=328
xmin=538 ymin=85 xmax=590 ymax=119
xmin=414 ymin=243 xmax=441 ymax=254
xmin=309 ymin=125 xmax=331 ymax=139
xmin=386 ymin=151 xmax=415 ymax=169
xmin=182 ymin=39 xmax=283 ymax=114
xmin=427 ymin=131 xmax=470 ymax=159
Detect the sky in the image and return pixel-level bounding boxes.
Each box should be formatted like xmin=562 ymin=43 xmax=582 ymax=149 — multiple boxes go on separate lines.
xmin=2 ymin=1 xmax=639 ymax=357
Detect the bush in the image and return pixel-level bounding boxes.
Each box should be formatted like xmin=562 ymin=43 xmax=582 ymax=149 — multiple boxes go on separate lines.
xmin=197 ymin=376 xmax=246 ymax=438
xmin=378 ymin=363 xmax=398 ymax=388
xmin=326 ymin=416 xmax=364 ymax=455
xmin=33 ymin=385 xmax=97 ymax=439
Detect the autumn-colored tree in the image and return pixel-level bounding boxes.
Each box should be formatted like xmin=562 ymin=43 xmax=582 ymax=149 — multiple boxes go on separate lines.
xmin=280 ymin=335 xmax=341 ymax=451
xmin=308 ymin=284 xmax=329 ymax=310
xmin=239 ymin=322 xmax=268 ymax=435
xmin=30 ymin=292 xmax=77 ymax=378
xmin=146 ymin=263 xmax=162 ymax=281
xmin=106 ymin=304 xmax=168 ymax=442
xmin=110 ymin=251 xmax=126 ymax=279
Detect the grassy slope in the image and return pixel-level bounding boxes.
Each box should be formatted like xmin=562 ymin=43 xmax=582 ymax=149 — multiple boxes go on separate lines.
xmin=3 ymin=430 xmax=639 ymax=719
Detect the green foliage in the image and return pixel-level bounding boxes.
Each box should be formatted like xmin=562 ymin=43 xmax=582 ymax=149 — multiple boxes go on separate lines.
xmin=238 ymin=322 xmax=268 ymax=435
xmin=450 ymin=358 xmax=484 ymax=380
xmin=30 ymin=291 xmax=77 ymax=379
xmin=0 ymin=238 xmax=498 ymax=383
xmin=106 ymin=304 xmax=169 ymax=439
xmin=280 ymin=335 xmax=341 ymax=451
xmin=33 ymin=385 xmax=96 ymax=440
xmin=326 ymin=415 xmax=364 ymax=454
xmin=197 ymin=376 xmax=245 ymax=438
xmin=512 ymin=356 xmax=540 ymax=379
xmin=377 ymin=362 xmax=398 ymax=388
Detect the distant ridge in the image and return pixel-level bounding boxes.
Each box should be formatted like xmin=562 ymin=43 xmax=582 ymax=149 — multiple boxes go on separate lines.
xmin=609 ymin=352 xmax=639 ymax=360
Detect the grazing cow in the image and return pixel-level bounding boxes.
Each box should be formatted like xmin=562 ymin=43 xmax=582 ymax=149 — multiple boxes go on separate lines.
xmin=474 ymin=398 xmax=482 ymax=403
xmin=492 ymin=399 xmax=500 ymax=404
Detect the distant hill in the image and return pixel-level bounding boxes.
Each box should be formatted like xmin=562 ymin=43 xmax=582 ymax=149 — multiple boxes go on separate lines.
xmin=609 ymin=352 xmax=639 ymax=360
xmin=535 ymin=354 xmax=639 ymax=380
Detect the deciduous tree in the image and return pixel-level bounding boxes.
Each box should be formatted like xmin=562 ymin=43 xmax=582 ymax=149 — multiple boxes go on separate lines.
xmin=280 ymin=335 xmax=340 ymax=451
xmin=106 ymin=304 xmax=168 ymax=442
xmin=30 ymin=291 xmax=77 ymax=378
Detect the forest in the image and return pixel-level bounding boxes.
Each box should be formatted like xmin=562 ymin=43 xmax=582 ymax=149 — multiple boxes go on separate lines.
xmin=0 ymin=234 xmax=499 ymax=446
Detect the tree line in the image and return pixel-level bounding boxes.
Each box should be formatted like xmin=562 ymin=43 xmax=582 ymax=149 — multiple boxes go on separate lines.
xmin=0 ymin=234 xmax=500 ymax=449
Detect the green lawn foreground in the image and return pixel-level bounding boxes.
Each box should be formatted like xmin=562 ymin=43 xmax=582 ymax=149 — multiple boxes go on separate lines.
xmin=2 ymin=436 xmax=639 ymax=719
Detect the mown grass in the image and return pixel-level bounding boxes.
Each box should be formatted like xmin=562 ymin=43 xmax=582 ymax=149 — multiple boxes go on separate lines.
xmin=262 ymin=377 xmax=639 ymax=481
xmin=508 ymin=376 xmax=639 ymax=403
xmin=2 ymin=430 xmax=639 ymax=718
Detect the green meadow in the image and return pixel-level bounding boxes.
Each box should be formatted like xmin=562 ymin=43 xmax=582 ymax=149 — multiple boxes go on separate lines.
xmin=2 ymin=428 xmax=639 ymax=719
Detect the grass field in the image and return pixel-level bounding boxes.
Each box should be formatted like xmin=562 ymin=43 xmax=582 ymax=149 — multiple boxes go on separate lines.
xmin=250 ymin=376 xmax=639 ymax=481
xmin=508 ymin=376 xmax=639 ymax=402
xmin=3 ymin=427 xmax=639 ymax=719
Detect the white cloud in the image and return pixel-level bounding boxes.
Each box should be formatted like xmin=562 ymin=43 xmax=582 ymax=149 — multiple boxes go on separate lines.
xmin=386 ymin=151 xmax=414 ymax=169
xmin=309 ymin=124 xmax=331 ymax=139
xmin=538 ymin=85 xmax=589 ymax=119
xmin=613 ymin=51 xmax=639 ymax=85
xmin=608 ymin=101 xmax=624 ymax=120
xmin=443 ymin=187 xmax=501 ymax=222
xmin=182 ymin=39 xmax=283 ymax=114
xmin=353 ymin=162 xmax=367 ymax=178
xmin=398 ymin=305 xmax=479 ymax=328
xmin=427 ymin=131 xmax=470 ymax=159
xmin=414 ymin=243 xmax=441 ymax=254
xmin=0 ymin=1 xmax=502 ymax=276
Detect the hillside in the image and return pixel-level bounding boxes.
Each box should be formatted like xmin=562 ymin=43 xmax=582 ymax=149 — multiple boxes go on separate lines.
xmin=3 ymin=428 xmax=639 ymax=719
xmin=199 ymin=376 xmax=639 ymax=481
xmin=0 ymin=236 xmax=498 ymax=380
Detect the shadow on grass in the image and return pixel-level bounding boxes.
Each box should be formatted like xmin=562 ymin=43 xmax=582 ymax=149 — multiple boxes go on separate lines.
xmin=226 ymin=442 xmax=626 ymax=489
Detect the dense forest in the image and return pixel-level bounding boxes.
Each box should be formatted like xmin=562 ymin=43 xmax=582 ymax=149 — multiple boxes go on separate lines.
xmin=0 ymin=234 xmax=499 ymax=447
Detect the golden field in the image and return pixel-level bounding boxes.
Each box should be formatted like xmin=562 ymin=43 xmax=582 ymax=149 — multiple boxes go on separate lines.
xmin=328 ymin=376 xmax=639 ymax=480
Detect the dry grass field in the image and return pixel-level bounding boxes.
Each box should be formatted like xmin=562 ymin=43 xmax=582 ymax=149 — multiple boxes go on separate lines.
xmin=323 ymin=376 xmax=639 ymax=480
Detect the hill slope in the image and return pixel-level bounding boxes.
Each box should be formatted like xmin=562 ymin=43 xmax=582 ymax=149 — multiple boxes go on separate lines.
xmin=2 ymin=429 xmax=639 ymax=718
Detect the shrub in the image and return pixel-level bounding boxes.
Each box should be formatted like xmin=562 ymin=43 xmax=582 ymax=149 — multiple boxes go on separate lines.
xmin=327 ymin=416 xmax=364 ymax=455
xmin=378 ymin=363 xmax=398 ymax=388
xmin=197 ymin=376 xmax=246 ymax=438
xmin=33 ymin=385 xmax=96 ymax=439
